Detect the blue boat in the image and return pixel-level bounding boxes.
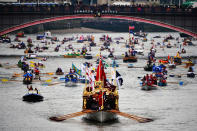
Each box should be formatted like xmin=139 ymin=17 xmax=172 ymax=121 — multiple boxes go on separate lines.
xmin=128 ymin=64 xmax=133 ymax=68
xmin=65 ymin=73 xmax=78 ymax=83
xmin=36 ymin=35 xmax=45 ymax=40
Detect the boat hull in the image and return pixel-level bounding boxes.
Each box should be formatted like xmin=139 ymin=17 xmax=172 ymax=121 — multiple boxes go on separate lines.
xmin=23 ymin=93 xmax=43 ymax=102
xmin=187 ymin=72 xmax=195 ymax=78
xmin=123 ymin=56 xmax=137 ymax=63
xmin=141 ymin=85 xmax=157 ymax=91
xmin=86 ymin=111 xmax=117 ymax=122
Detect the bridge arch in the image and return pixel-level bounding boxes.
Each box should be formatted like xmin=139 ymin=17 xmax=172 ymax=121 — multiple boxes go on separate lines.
xmin=0 ymin=14 xmax=196 ymax=38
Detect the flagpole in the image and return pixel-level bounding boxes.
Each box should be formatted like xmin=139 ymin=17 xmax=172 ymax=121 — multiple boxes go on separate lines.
xmin=85 ymin=66 xmax=87 ymax=89
xmin=129 ymin=26 xmax=131 ymax=46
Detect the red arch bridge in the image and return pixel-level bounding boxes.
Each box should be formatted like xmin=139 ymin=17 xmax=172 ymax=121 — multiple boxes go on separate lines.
xmin=0 ymin=14 xmax=196 ymax=38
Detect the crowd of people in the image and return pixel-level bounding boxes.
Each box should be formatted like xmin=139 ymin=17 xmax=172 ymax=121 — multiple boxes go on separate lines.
xmin=0 ymin=3 xmax=196 ymax=15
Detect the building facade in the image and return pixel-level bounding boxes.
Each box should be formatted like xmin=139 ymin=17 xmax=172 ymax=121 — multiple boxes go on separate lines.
xmin=18 ymin=0 xmax=71 ymax=4
xmin=97 ymin=0 xmax=160 ymax=6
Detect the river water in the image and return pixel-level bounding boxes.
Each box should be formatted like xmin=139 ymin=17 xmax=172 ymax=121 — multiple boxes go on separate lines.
xmin=0 ymin=32 xmax=197 ymax=131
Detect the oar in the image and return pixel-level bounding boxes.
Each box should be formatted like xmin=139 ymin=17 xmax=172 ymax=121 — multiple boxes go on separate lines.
xmin=41 ymin=72 xmax=54 ymax=75
xmin=168 ymin=81 xmax=184 ymax=85
xmin=47 ymin=82 xmax=65 ymax=86
xmin=107 ymin=110 xmax=153 ymax=123
xmin=127 ymin=65 xmax=144 ymax=68
xmin=12 ymin=73 xmax=23 ymax=77
xmin=1 ymin=78 xmax=9 ymax=82
xmin=4 ymin=65 xmax=18 ymax=69
xmin=1 ymin=79 xmax=21 ymax=82
xmin=49 ymin=110 xmax=96 ymax=121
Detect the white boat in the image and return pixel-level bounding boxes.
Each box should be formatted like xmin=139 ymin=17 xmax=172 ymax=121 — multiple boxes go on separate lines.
xmin=44 ymin=31 xmax=52 ymax=38
xmin=135 ymin=46 xmax=144 ymax=55
xmin=86 ymin=111 xmax=117 ymax=122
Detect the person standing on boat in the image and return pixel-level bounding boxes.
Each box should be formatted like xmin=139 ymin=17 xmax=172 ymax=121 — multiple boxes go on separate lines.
xmin=125 ymin=52 xmax=129 ymax=57
xmin=34 ymin=88 xmax=39 ymax=94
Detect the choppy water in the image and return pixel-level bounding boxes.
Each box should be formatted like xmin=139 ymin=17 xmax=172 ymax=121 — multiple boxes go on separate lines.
xmin=0 ymin=32 xmax=197 ymax=131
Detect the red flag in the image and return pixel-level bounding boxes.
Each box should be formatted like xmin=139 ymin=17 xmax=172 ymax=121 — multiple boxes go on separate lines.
xmin=168 ymin=54 xmax=170 ymax=60
xmin=96 ymin=58 xmax=106 ymax=82
xmin=129 ymin=26 xmax=135 ymax=30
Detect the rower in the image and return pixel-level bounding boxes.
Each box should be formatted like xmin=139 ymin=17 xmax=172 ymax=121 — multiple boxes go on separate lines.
xmin=27 ymin=85 xmax=33 ymax=92
xmin=34 ymin=88 xmax=39 ymax=94
xmin=125 ymin=52 xmax=129 ymax=57
xmin=188 ymin=66 xmax=194 ymax=73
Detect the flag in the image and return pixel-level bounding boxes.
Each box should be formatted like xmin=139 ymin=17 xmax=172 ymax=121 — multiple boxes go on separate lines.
xmin=72 ymin=63 xmax=81 ymax=76
xmin=81 ymin=63 xmax=86 ymax=75
xmin=85 ymin=67 xmax=95 ymax=88
xmin=111 ymin=69 xmax=123 ymax=88
xmin=96 ymin=58 xmax=106 ymax=82
xmin=116 ymin=70 xmax=123 ymax=88
xmin=129 ymin=26 xmax=135 ymax=30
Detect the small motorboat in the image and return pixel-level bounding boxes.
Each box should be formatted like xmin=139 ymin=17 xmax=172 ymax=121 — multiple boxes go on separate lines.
xmin=26 ymin=54 xmax=37 ymax=59
xmin=187 ymin=72 xmax=195 ymax=78
xmin=44 ymin=31 xmax=52 ymax=39
xmin=166 ymin=44 xmax=172 ymax=48
xmin=168 ymin=57 xmax=176 ymax=69
xmin=65 ymin=73 xmax=78 ymax=83
xmin=153 ymin=35 xmax=161 ymax=38
xmin=23 ymin=93 xmax=43 ymax=102
xmin=168 ymin=63 xmax=176 ymax=69
xmin=135 ymin=46 xmax=144 ymax=55
xmin=185 ymin=61 xmax=194 ymax=67
xmin=123 ymin=56 xmax=137 ymax=63
xmin=36 ymin=35 xmax=45 ymax=40
xmin=84 ymin=54 xmax=93 ymax=59
xmin=174 ymin=57 xmax=182 ymax=65
xmin=128 ymin=64 xmax=133 ymax=68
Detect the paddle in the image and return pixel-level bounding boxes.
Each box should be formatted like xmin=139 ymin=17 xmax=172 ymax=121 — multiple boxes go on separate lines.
xmin=41 ymin=72 xmax=54 ymax=75
xmin=47 ymin=82 xmax=65 ymax=86
xmin=129 ymin=67 xmax=144 ymax=68
xmin=45 ymin=79 xmax=52 ymax=83
xmin=1 ymin=78 xmax=9 ymax=82
xmin=107 ymin=110 xmax=153 ymax=123
xmin=1 ymin=78 xmax=21 ymax=82
xmin=49 ymin=110 xmax=96 ymax=121
xmin=12 ymin=73 xmax=23 ymax=77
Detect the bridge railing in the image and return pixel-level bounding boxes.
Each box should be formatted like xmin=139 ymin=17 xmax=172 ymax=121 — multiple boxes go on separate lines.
xmin=0 ymin=4 xmax=196 ymax=15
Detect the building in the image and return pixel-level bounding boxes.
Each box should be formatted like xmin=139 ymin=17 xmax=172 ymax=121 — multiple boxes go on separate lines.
xmin=97 ymin=0 xmax=160 ymax=6
xmin=18 ymin=0 xmax=71 ymax=4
